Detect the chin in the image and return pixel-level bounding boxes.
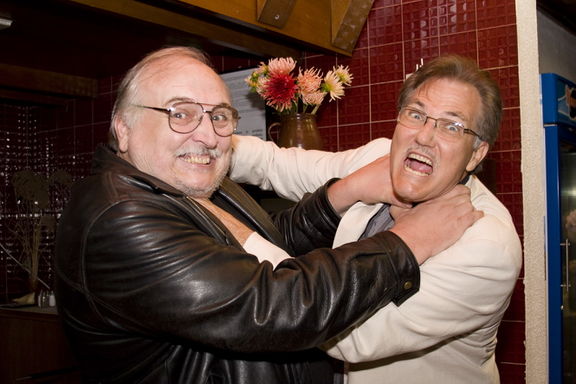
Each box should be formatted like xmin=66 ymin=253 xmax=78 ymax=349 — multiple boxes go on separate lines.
xmin=395 ymin=190 xmax=423 ymax=204
xmin=393 ymin=180 xmax=425 ymax=202
xmin=180 ymin=179 xmax=218 ymax=197
xmin=184 ymin=172 xmax=227 ymax=198
xmin=186 ymin=187 xmax=217 ymax=198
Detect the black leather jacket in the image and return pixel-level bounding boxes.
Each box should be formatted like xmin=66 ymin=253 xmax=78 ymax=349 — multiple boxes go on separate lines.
xmin=55 ymin=145 xmax=419 ymax=384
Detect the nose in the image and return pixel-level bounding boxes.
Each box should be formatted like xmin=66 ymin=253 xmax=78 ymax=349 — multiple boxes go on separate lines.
xmin=415 ymin=116 xmax=438 ymax=145
xmin=191 ymin=113 xmax=218 ymax=148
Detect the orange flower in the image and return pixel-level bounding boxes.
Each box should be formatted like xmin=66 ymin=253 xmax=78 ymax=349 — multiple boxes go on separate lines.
xmin=298 ymin=68 xmax=322 ymax=95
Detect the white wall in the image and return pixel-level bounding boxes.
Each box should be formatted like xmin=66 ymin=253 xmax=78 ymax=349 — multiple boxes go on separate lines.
xmin=538 ymin=11 xmax=576 ymax=82
xmin=517 ymin=1 xmax=547 ymax=383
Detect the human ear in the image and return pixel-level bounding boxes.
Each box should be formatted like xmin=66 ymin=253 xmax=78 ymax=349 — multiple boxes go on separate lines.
xmin=115 ymin=118 xmax=130 ymax=153
xmin=466 ymin=141 xmax=489 ymax=173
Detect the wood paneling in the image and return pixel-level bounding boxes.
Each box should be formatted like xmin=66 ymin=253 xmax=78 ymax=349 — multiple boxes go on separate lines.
xmin=257 ymin=0 xmax=297 ymax=28
xmin=0 ymin=0 xmax=373 ymax=100
xmin=65 ymin=0 xmax=301 ymax=58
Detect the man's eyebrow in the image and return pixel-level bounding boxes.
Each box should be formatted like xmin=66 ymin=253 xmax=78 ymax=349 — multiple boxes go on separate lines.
xmin=408 ymin=100 xmax=469 ymax=122
xmin=444 ymin=111 xmax=468 ymax=122
xmin=410 ymin=100 xmax=425 ymax=109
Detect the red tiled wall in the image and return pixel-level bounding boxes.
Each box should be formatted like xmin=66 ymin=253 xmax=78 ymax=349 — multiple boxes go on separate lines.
xmin=0 ymin=0 xmax=524 ymax=380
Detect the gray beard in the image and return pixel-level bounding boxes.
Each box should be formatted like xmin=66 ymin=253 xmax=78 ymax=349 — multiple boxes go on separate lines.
xmin=181 ymin=170 xmax=227 ymax=198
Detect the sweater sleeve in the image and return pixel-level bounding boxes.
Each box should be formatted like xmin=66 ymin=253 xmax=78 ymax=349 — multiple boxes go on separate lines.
xmin=230 ymin=135 xmax=391 ymax=201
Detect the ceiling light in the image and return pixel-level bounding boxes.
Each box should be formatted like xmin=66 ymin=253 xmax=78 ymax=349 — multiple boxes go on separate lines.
xmin=0 ymin=17 xmax=13 ymax=30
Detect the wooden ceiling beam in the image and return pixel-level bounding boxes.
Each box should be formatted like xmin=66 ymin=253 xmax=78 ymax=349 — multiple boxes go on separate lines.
xmin=0 ymin=64 xmax=97 ymax=98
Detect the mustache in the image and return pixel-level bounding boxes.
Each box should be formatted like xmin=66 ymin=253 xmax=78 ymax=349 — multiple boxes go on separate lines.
xmin=406 ymin=145 xmax=434 ymax=160
xmin=176 ymin=146 xmax=222 ymax=159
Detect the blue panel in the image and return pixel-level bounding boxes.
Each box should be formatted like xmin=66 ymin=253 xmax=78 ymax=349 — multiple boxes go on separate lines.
xmin=546 ymin=124 xmax=563 ymax=384
xmin=541 ymin=73 xmax=576 ymax=127
xmin=545 ymin=123 xmax=576 ymax=383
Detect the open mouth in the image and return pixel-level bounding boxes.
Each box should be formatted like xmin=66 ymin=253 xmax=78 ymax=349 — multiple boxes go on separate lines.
xmin=179 ymin=154 xmax=212 ymax=165
xmin=404 ymin=153 xmax=433 ymax=176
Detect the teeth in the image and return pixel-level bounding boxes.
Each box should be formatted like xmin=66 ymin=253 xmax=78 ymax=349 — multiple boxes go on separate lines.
xmin=404 ymin=152 xmax=433 ymax=176
xmin=181 ymin=155 xmax=210 ymax=164
xmin=404 ymin=165 xmax=429 ymax=176
xmin=407 ymin=153 xmax=432 ymax=165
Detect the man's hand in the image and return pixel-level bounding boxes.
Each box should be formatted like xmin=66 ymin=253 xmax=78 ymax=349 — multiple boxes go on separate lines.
xmin=327 ymin=155 xmax=411 ymax=215
xmin=389 ymin=185 xmax=483 ymax=264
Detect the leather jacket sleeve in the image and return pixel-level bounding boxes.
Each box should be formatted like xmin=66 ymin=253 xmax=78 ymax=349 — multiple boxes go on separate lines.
xmin=272 ymin=178 xmax=341 ymax=256
xmin=56 ymin=172 xmax=419 ymax=355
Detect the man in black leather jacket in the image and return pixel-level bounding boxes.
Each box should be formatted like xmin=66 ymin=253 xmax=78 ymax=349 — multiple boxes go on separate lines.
xmin=54 ymin=46 xmax=482 ymax=384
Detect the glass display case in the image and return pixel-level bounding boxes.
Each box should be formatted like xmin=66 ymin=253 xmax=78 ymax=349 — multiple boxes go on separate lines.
xmin=543 ymin=73 xmax=576 ymax=383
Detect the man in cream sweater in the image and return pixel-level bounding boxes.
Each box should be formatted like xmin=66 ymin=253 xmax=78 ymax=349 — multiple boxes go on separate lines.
xmin=229 ymin=55 xmax=522 ymax=383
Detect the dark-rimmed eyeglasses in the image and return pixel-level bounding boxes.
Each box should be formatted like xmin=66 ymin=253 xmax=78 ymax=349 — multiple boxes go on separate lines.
xmin=397 ymin=107 xmax=482 ymax=141
xmin=134 ymin=101 xmax=240 ymax=137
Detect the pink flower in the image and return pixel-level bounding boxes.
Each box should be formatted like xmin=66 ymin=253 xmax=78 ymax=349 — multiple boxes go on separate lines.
xmin=298 ymin=68 xmax=322 ymax=95
xmin=298 ymin=68 xmax=325 ymax=107
xmin=267 ymin=57 xmax=296 ymax=76
xmin=302 ymin=91 xmax=326 ymax=106
xmin=255 ymin=76 xmax=269 ymax=97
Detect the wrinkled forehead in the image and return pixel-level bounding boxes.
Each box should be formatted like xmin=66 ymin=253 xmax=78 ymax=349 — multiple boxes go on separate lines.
xmin=408 ymin=78 xmax=481 ymax=119
xmin=408 ymin=78 xmax=450 ymax=100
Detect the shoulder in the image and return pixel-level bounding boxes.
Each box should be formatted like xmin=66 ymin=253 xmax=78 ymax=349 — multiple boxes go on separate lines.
xmin=423 ymin=176 xmax=522 ymax=271
xmin=337 ymin=138 xmax=392 ymax=172
xmin=358 ymin=138 xmax=392 ymax=159
xmin=468 ymin=177 xmax=517 ymax=236
xmin=68 ymin=170 xmax=190 ymax=228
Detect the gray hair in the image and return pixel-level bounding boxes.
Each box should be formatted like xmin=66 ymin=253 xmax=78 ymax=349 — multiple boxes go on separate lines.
xmin=108 ymin=46 xmax=214 ymax=151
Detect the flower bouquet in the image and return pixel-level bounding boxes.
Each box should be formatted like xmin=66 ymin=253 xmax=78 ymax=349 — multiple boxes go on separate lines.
xmin=245 ymin=57 xmax=353 ymax=115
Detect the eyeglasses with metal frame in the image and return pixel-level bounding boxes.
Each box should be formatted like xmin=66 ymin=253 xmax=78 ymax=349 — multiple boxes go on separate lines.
xmin=397 ymin=107 xmax=482 ymax=141
xmin=134 ymin=101 xmax=240 ymax=137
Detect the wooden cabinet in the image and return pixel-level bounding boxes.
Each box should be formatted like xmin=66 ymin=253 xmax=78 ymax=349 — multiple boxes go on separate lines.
xmin=65 ymin=0 xmax=373 ymax=56
xmin=0 ymin=307 xmax=81 ymax=384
